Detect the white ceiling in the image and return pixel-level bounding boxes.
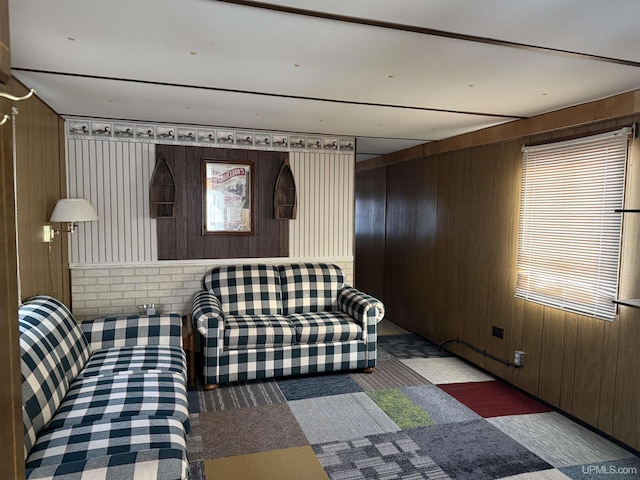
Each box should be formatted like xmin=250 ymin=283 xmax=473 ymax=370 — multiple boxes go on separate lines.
xmin=8 ymin=0 xmax=640 ymax=161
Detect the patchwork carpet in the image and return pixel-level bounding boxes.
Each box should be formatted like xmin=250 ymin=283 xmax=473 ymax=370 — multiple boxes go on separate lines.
xmin=187 ymin=322 xmax=640 ymax=480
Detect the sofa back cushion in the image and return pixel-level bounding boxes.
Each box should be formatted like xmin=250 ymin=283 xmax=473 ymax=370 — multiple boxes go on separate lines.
xmin=279 ymin=263 xmax=345 ymax=315
xmin=202 ymin=264 xmax=282 ymax=315
xmin=19 ymin=295 xmax=92 ymax=455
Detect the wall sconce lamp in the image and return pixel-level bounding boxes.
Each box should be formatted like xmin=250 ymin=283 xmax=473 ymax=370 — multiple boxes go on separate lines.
xmin=45 ymin=198 xmax=99 ymax=242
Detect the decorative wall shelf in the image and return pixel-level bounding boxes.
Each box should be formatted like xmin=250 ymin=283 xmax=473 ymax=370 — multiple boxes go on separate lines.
xmin=150 ymin=154 xmax=176 ymax=218
xmin=274 ymin=158 xmax=297 ymax=220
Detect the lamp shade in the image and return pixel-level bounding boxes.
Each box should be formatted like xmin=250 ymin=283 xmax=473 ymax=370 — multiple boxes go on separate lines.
xmin=50 ymin=198 xmax=99 ymax=223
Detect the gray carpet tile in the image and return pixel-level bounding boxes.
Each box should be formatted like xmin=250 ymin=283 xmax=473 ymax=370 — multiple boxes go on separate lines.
xmin=349 ymin=358 xmax=431 ymax=391
xmin=400 ymin=384 xmax=481 ymax=424
xmin=186 ymin=413 xmax=203 ymax=460
xmin=187 ymin=388 xmax=201 ymax=413
xmin=488 ymin=412 xmax=636 ymax=468
xmin=560 ymin=457 xmax=640 ymax=479
xmin=495 ymin=470 xmax=572 ymax=480
xmin=197 ymin=378 xmax=285 ymax=412
xmin=288 ymin=392 xmax=400 ymax=445
xmin=378 ymin=334 xmax=450 ymax=360
xmin=277 ymin=372 xmax=363 ymax=401
xmin=313 ymin=430 xmax=451 ymax=480
xmin=187 ymin=460 xmax=206 ymax=480
xmin=407 ymin=420 xmax=553 ymax=480
xmin=197 ymin=404 xmax=309 ymax=460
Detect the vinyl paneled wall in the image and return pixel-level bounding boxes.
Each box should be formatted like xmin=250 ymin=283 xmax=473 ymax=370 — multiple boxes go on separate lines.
xmin=67 ymin=139 xmax=157 ymax=263
xmin=357 ymin=113 xmax=640 ymax=451
xmin=289 ymin=150 xmax=354 ymax=259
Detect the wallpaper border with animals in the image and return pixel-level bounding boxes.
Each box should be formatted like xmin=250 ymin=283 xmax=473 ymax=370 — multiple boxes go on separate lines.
xmin=67 ymin=118 xmax=355 ymax=152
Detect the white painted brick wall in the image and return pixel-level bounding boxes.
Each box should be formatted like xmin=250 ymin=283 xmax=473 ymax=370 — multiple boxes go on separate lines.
xmin=71 ymin=258 xmax=354 ymax=321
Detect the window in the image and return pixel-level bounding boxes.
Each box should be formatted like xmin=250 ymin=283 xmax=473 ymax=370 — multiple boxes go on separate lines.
xmin=516 ymin=127 xmax=631 ymax=321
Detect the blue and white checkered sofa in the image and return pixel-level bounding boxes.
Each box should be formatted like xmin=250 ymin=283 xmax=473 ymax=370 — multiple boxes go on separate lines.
xmin=19 ymin=295 xmax=190 ymax=480
xmin=192 ymin=263 xmax=385 ymax=389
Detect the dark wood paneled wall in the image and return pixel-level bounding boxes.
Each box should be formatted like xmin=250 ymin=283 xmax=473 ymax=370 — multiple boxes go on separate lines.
xmin=0 ymin=84 xmax=24 ymax=480
xmin=0 ymin=79 xmax=66 ymax=479
xmin=356 ymin=96 xmax=640 ymax=451
xmin=354 ymin=167 xmax=386 ymax=299
xmin=13 ymin=81 xmax=69 ymax=302
xmin=157 ymin=145 xmax=289 ymax=260
xmin=0 ymin=0 xmax=10 ymax=84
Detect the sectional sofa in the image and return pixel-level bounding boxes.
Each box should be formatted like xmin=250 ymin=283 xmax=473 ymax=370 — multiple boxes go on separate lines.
xmin=19 ymin=295 xmax=190 ymax=480
xmin=192 ymin=262 xmax=385 ymax=388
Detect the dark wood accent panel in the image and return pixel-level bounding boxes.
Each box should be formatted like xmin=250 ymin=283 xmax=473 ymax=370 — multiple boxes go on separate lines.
xmin=0 ymin=0 xmax=10 ymax=84
xmin=156 ymin=145 xmax=288 ymax=260
xmin=360 ymin=100 xmax=640 ymax=451
xmin=354 ymin=167 xmax=386 ymax=300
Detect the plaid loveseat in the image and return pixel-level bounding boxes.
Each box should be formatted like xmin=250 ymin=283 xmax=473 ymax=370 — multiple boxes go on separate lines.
xmin=192 ymin=263 xmax=385 ymax=388
xmin=19 ymin=295 xmax=190 ymax=480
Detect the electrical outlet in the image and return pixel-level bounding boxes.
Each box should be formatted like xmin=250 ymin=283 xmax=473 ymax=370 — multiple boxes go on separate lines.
xmin=492 ymin=326 xmax=504 ymax=339
xmin=514 ymin=350 xmax=525 ymax=367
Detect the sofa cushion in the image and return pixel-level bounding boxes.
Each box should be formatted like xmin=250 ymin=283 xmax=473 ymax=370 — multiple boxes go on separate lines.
xmin=19 ymin=295 xmax=93 ymax=456
xmin=225 ymin=314 xmax=296 ymax=349
xmin=25 ymin=416 xmax=186 ymax=477
xmin=45 ymin=372 xmax=189 ymax=432
xmin=76 ymin=345 xmax=187 ymax=383
xmin=287 ymin=312 xmax=364 ymax=344
xmin=279 ymin=263 xmax=345 ymax=315
xmin=81 ymin=314 xmax=183 ymax=350
xmin=25 ymin=448 xmax=187 ymax=480
xmin=203 ymin=264 xmax=282 ymax=315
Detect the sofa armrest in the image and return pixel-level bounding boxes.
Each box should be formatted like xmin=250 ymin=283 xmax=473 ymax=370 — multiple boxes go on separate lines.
xmin=192 ymin=290 xmax=224 ymax=337
xmin=80 ymin=314 xmax=182 ymax=350
xmin=192 ymin=291 xmax=225 ymax=386
xmin=337 ymin=286 xmax=385 ymax=326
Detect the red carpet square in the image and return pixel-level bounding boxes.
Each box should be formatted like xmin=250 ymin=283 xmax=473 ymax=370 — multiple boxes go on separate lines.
xmin=438 ymin=381 xmax=551 ymax=418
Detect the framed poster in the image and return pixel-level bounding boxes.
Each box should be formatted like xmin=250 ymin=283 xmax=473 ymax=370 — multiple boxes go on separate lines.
xmin=202 ymin=159 xmax=253 ymax=234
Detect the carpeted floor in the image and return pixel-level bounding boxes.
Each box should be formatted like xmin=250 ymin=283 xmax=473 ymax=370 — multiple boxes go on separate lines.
xmin=186 ymin=321 xmax=640 ymax=480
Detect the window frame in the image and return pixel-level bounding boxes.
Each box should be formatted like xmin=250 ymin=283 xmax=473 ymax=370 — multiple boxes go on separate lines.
xmin=515 ymin=127 xmax=631 ymax=321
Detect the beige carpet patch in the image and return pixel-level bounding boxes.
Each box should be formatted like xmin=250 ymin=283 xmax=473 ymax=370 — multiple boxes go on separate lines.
xmin=204 ymin=445 xmax=328 ymax=480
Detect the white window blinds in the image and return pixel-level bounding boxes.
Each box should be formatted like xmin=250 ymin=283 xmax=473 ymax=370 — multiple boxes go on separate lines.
xmin=516 ymin=127 xmax=631 ymax=321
